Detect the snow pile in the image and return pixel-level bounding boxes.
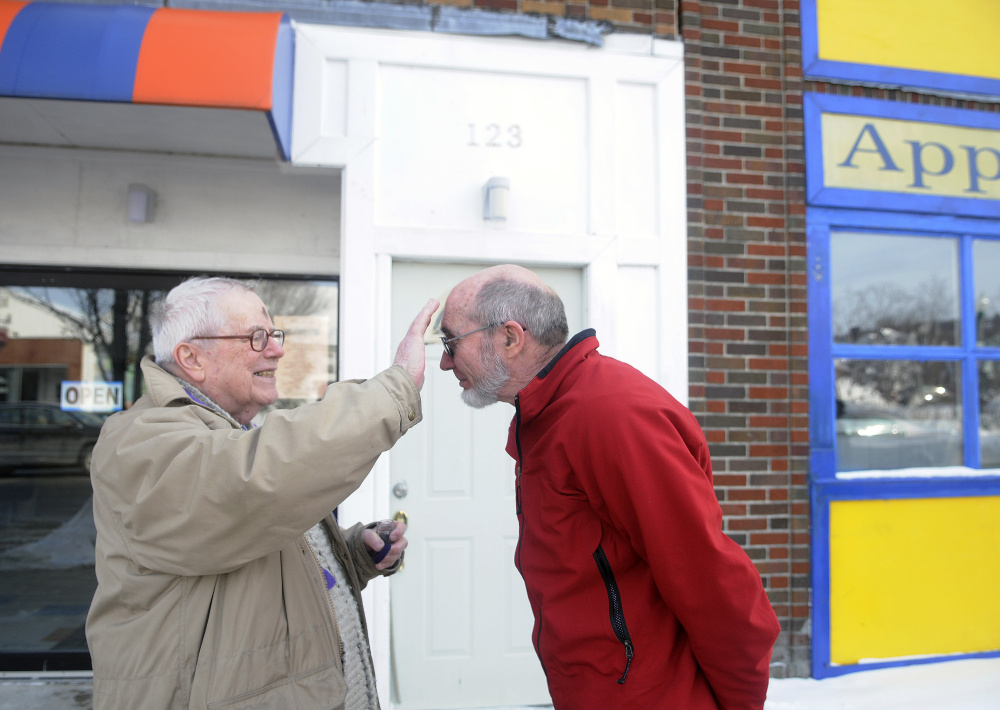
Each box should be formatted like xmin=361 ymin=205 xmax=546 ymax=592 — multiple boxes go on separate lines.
xmin=0 ymin=497 xmax=96 ymax=570
xmin=765 ymin=658 xmax=1000 ymax=710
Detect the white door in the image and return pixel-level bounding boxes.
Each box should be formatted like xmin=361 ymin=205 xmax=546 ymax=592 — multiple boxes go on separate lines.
xmin=389 ymin=262 xmax=583 ymax=710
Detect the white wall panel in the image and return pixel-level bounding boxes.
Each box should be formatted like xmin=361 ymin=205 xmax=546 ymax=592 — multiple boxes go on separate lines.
xmin=0 ymin=146 xmax=341 ymax=275
xmin=617 ymin=264 xmax=660 ymax=383
xmin=426 ymin=538 xmax=472 ymax=655
xmin=376 ymin=66 xmax=588 ymax=234
xmin=616 ymin=82 xmax=658 ymax=240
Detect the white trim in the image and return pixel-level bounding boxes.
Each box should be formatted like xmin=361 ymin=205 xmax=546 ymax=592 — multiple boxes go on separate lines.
xmin=292 ymin=22 xmax=687 ymax=708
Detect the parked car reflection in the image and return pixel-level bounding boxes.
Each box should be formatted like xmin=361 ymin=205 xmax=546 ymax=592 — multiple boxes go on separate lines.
xmin=837 ymin=408 xmax=1000 ymax=471
xmin=0 ymin=403 xmax=106 ymax=475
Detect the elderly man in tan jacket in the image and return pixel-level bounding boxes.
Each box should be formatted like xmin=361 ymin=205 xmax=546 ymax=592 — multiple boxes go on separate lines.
xmin=86 ymin=276 xmax=437 ymax=710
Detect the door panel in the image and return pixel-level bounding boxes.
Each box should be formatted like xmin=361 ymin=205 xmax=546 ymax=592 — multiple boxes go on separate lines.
xmin=389 ymin=262 xmax=582 ymax=710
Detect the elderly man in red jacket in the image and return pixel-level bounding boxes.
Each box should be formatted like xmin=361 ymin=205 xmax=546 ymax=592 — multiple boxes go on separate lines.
xmin=438 ymin=264 xmax=780 ymax=710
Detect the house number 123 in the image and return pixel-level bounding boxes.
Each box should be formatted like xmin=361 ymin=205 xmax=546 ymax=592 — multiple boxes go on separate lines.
xmin=468 ymin=123 xmax=522 ymax=148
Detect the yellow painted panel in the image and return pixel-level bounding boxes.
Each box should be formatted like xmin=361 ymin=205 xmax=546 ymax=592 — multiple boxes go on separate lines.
xmin=821 ymin=113 xmax=1000 ymax=200
xmin=830 ymin=497 xmax=1000 ymax=665
xmin=817 ymin=0 xmax=1000 ymax=80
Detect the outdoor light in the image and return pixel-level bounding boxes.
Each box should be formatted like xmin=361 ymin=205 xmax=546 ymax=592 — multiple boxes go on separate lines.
xmin=483 ymin=177 xmax=509 ymax=221
xmin=128 ymin=184 xmax=156 ymax=223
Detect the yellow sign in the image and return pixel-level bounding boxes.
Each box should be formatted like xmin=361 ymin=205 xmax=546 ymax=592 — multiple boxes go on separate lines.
xmin=830 ymin=496 xmax=1000 ymax=664
xmin=822 ymin=113 xmax=1000 ymax=200
xmin=816 ymin=0 xmax=1000 ymax=81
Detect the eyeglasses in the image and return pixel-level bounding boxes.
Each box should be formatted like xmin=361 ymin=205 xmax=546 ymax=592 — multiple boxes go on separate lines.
xmin=440 ymin=323 xmax=500 ymax=358
xmin=440 ymin=322 xmax=527 ymax=357
xmin=192 ymin=328 xmax=285 ymax=352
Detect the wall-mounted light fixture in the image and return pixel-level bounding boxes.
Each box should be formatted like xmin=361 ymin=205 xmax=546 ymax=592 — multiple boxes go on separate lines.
xmin=128 ymin=184 xmax=156 ymax=223
xmin=483 ymin=177 xmax=509 ymax=221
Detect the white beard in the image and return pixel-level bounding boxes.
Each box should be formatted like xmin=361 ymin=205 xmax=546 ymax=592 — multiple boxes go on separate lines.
xmin=461 ymin=339 xmax=510 ymax=409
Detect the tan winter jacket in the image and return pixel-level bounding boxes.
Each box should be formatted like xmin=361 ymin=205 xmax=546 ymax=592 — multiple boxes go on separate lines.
xmin=86 ymin=356 xmax=421 ymax=710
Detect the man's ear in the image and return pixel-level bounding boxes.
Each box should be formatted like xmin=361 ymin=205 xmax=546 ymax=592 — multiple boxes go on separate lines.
xmin=172 ymin=342 xmax=207 ymax=384
xmin=501 ymin=321 xmax=527 ymax=356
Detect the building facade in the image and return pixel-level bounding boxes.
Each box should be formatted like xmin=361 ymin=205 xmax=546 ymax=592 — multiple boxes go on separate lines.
xmin=1 ymin=0 xmax=998 ymax=704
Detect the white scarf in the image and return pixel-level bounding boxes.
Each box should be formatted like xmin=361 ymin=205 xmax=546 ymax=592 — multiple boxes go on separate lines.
xmin=304 ymin=523 xmax=380 ymax=710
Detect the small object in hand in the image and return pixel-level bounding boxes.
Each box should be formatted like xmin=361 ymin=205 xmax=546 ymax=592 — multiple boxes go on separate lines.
xmin=373 ymin=520 xmax=394 ymax=563
xmin=376 ymin=520 xmax=394 ymax=545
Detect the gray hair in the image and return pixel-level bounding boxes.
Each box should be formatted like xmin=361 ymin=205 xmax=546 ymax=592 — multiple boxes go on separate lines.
xmin=472 ymin=278 xmax=568 ymax=348
xmin=151 ymin=276 xmax=257 ymax=365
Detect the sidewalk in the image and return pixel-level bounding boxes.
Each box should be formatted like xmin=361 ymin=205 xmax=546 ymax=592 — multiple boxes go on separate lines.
xmin=1 ymin=657 xmax=998 ymax=709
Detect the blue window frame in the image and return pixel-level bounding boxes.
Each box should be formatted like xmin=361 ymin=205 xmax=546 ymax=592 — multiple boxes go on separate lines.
xmin=808 ymin=209 xmax=1000 ymax=678
xmin=809 ymin=208 xmax=1000 ymax=481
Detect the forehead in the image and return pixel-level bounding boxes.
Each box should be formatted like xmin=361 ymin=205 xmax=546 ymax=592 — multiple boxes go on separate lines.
xmin=218 ymin=289 xmax=271 ymax=328
xmin=441 ymin=288 xmax=477 ymax=335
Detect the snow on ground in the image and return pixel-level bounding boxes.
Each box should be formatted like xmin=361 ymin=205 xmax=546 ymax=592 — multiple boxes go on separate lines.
xmin=764 ymin=657 xmax=1000 ymax=710
xmin=453 ymin=657 xmax=1000 ymax=710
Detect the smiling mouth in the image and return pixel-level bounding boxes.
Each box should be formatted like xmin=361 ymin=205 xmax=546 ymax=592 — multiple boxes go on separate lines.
xmin=254 ymin=371 xmax=275 ymax=378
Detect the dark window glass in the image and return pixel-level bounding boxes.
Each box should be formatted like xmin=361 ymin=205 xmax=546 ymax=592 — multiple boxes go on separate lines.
xmin=831 ymin=232 xmax=959 ymax=346
xmin=0 ymin=268 xmax=338 ymax=670
xmin=974 ymin=240 xmax=1000 ymax=347
xmin=835 ymin=359 xmax=962 ymax=471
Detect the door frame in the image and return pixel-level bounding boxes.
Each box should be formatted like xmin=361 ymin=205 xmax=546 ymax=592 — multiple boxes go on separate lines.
xmin=292 ymin=24 xmax=687 ymax=708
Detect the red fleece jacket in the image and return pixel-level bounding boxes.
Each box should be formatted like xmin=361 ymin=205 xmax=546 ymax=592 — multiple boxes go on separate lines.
xmin=507 ymin=331 xmax=780 ymax=710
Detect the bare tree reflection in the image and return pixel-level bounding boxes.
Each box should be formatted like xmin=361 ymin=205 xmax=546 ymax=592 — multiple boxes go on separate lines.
xmin=835 ymin=276 xmax=957 ymax=346
xmin=6 ymin=287 xmax=161 ymax=405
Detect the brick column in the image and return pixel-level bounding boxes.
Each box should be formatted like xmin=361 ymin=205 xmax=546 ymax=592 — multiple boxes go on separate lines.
xmin=681 ymin=0 xmax=810 ymax=677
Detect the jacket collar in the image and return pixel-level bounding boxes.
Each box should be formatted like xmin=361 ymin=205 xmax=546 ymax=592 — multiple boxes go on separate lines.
xmin=138 ymin=356 xmax=243 ymax=429
xmin=536 ymin=328 xmax=596 ymax=380
xmin=516 ymin=329 xmax=598 ymax=419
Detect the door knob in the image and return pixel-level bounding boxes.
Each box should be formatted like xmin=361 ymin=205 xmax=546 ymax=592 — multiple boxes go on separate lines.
xmin=393 ymin=510 xmax=408 ymax=526
xmin=392 ymin=481 xmax=408 ymax=499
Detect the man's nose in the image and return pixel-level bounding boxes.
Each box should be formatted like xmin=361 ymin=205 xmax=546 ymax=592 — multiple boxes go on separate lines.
xmin=439 ymin=350 xmax=453 ymax=371
xmin=265 ymin=338 xmax=284 ymax=358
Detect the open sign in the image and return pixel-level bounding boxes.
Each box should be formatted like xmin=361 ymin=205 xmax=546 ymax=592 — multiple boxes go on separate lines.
xmin=61 ymin=381 xmax=123 ymax=413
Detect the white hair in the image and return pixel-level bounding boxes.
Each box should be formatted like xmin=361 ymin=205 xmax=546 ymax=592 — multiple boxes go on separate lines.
xmin=473 ymin=279 xmax=568 ymax=348
xmin=151 ymin=276 xmax=257 ymax=365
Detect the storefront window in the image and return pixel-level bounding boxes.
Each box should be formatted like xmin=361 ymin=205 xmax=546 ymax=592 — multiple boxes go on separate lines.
xmin=821 ymin=230 xmax=1000 ymax=475
xmin=831 ymin=232 xmax=959 ymax=346
xmin=0 ymin=268 xmax=338 ymax=670
xmin=835 ymin=359 xmax=962 ymax=471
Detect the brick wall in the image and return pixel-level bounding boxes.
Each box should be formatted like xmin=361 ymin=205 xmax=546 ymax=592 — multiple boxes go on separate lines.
xmin=680 ymin=0 xmax=811 ymax=678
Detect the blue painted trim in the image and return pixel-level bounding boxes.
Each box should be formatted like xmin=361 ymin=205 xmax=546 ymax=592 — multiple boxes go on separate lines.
xmin=960 ymin=235 xmax=981 ymax=467
xmin=0 ymin=2 xmax=155 ymax=101
xmin=808 ymin=93 xmax=1000 ymax=130
xmin=804 ymin=93 xmax=1000 ymax=219
xmin=814 ymin=476 xmax=1000 ymax=501
xmin=802 ymin=93 xmax=826 ymax=206
xmin=810 ymin=478 xmax=1000 ymax=679
xmin=268 ymin=15 xmax=294 ymax=161
xmin=807 ymin=222 xmax=835 ymax=462
xmin=810 ymin=484 xmax=831 ymax=679
xmin=800 ymin=0 xmax=1000 ymax=99
xmin=808 ymin=206 xmax=1000 ymax=237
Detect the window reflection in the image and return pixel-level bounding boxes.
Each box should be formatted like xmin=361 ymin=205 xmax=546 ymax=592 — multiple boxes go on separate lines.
xmin=974 ymin=241 xmax=1000 ymax=347
xmin=978 ymin=361 xmax=1000 ymax=469
xmin=0 ymin=272 xmax=338 ymax=668
xmin=835 ymin=359 xmax=963 ymax=471
xmin=831 ymin=232 xmax=959 ymax=346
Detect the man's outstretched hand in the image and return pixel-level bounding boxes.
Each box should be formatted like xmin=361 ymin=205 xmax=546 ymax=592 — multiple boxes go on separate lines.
xmin=393 ymin=298 xmax=439 ymax=390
